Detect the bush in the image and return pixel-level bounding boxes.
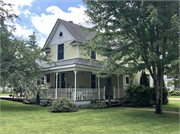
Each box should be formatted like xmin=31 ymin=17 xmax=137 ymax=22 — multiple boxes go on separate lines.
xmin=88 ymin=100 xmax=107 ymax=109
xmin=48 ymin=98 xmax=78 ymax=112
xmin=151 ymin=87 xmax=169 ymax=105
xmin=169 ymin=90 xmax=180 ymax=96
xmin=23 ymin=99 xmax=36 ymax=104
xmin=40 ymin=100 xmax=52 ymax=107
xmin=124 ymin=85 xmax=153 ymax=107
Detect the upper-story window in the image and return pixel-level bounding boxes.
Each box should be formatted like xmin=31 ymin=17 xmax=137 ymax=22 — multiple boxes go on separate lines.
xmin=58 ymin=43 xmax=64 ymax=60
xmin=59 ymin=31 xmax=63 ymax=37
xmin=91 ymin=51 xmax=96 ymax=60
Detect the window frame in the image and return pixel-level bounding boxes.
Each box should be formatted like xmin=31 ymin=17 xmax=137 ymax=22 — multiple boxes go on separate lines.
xmin=57 ymin=43 xmax=64 ymax=61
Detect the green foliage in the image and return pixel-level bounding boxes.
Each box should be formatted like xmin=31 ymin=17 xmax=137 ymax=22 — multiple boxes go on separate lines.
xmin=140 ymin=71 xmax=149 ymax=87
xmin=169 ymin=90 xmax=180 ymax=96
xmin=151 ymin=87 xmax=169 ymax=105
xmin=124 ymin=85 xmax=153 ymax=107
xmin=23 ymin=99 xmax=36 ymax=104
xmin=40 ymin=100 xmax=52 ymax=107
xmin=88 ymin=100 xmax=107 ymax=109
xmin=83 ymin=0 xmax=179 ymax=114
xmin=48 ymin=98 xmax=78 ymax=113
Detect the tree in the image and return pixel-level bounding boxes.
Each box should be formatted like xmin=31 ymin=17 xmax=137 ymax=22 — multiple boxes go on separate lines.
xmin=0 ymin=0 xmax=51 ymax=98
xmin=140 ymin=71 xmax=149 ymax=87
xmin=82 ymin=1 xmax=179 ymax=114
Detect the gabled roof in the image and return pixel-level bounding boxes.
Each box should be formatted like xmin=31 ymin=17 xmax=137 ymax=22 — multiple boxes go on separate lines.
xmin=44 ymin=18 xmax=96 ymax=47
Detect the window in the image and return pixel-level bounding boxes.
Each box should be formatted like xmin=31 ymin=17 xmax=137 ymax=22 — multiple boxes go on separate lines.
xmin=91 ymin=73 xmax=96 ymax=88
xmin=107 ymin=77 xmax=111 ymax=86
xmin=125 ymin=76 xmax=129 ymax=85
xmin=58 ymin=44 xmax=64 ymax=60
xmin=91 ymin=51 xmax=96 ymax=60
xmin=61 ymin=73 xmax=66 ymax=88
xmin=47 ymin=74 xmax=50 ymax=83
xmin=59 ymin=31 xmax=63 ymax=37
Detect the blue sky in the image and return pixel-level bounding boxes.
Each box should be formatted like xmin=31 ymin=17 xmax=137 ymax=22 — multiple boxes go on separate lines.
xmin=6 ymin=0 xmax=91 ymax=48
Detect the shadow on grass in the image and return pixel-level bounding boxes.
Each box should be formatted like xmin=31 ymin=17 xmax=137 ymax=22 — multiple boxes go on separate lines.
xmin=1 ymin=99 xmax=44 ymax=112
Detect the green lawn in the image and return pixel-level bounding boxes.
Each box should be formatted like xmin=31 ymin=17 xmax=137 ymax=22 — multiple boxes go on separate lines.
xmin=0 ymin=91 xmax=12 ymax=96
xmin=168 ymin=96 xmax=180 ymax=98
xmin=0 ymin=99 xmax=179 ymax=134
xmin=143 ymin=100 xmax=180 ymax=112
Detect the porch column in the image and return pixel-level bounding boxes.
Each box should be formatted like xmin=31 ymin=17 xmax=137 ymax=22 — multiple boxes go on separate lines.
xmin=55 ymin=72 xmax=58 ymax=99
xmin=74 ymin=71 xmax=78 ymax=101
xmin=98 ymin=76 xmax=100 ymax=100
xmin=116 ymin=74 xmax=119 ymax=98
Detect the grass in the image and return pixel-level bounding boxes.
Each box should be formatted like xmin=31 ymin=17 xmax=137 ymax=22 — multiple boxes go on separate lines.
xmin=0 ymin=99 xmax=179 ymax=134
xmin=168 ymin=96 xmax=180 ymax=98
xmin=0 ymin=91 xmax=12 ymax=96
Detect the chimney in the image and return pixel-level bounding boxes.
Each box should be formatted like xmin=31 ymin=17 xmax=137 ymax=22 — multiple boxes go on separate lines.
xmin=69 ymin=21 xmax=73 ymax=23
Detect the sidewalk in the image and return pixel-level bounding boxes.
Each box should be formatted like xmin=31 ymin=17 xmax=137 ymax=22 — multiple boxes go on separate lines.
xmin=168 ymin=98 xmax=180 ymax=100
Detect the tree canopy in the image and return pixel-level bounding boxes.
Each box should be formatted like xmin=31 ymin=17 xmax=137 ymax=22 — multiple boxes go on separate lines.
xmin=83 ymin=0 xmax=179 ymax=114
xmin=0 ymin=0 xmax=51 ymax=98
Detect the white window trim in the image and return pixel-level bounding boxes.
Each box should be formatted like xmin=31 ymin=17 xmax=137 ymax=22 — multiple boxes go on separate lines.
xmin=57 ymin=43 xmax=65 ymax=61
xmin=125 ymin=75 xmax=130 ymax=85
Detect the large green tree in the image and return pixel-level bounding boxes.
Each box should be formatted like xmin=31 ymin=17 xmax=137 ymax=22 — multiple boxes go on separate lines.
xmin=0 ymin=0 xmax=51 ymax=98
xmin=83 ymin=1 xmax=179 ymax=114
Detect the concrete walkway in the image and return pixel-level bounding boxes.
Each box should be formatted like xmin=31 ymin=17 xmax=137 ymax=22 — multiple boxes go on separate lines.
xmin=168 ymin=98 xmax=180 ymax=100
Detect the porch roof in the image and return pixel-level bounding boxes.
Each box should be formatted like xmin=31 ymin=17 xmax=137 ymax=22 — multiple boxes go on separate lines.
xmin=40 ymin=58 xmax=103 ymax=69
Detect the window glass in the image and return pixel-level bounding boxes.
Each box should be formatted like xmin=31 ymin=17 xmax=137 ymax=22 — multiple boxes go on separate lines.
xmin=91 ymin=73 xmax=96 ymax=88
xmin=58 ymin=44 xmax=64 ymax=60
xmin=91 ymin=51 xmax=96 ymax=60
xmin=126 ymin=77 xmax=129 ymax=84
xmin=47 ymin=74 xmax=50 ymax=83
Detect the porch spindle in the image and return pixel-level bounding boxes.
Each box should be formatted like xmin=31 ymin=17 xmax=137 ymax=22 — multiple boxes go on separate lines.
xmin=74 ymin=71 xmax=78 ymax=101
xmin=117 ymin=74 xmax=119 ymax=98
xmin=55 ymin=73 xmax=58 ymax=99
xmin=98 ymin=77 xmax=100 ymax=100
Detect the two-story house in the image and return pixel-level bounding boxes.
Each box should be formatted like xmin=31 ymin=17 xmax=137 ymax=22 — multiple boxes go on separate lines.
xmin=40 ymin=19 xmax=153 ymax=106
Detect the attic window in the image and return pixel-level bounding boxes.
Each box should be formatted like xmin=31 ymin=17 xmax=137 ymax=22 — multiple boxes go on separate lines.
xmin=59 ymin=31 xmax=63 ymax=37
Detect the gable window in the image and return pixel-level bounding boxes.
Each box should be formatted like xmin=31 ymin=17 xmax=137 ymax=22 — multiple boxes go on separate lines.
xmin=125 ymin=75 xmax=130 ymax=85
xmin=59 ymin=31 xmax=63 ymax=37
xmin=91 ymin=73 xmax=96 ymax=88
xmin=58 ymin=43 xmax=64 ymax=60
xmin=47 ymin=74 xmax=50 ymax=83
xmin=91 ymin=51 xmax=96 ymax=60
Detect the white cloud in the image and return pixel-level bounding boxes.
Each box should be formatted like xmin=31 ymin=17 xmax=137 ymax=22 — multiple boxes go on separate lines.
xmin=4 ymin=0 xmax=34 ymax=15
xmin=23 ymin=9 xmax=31 ymax=18
xmin=12 ymin=23 xmax=33 ymax=38
xmin=31 ymin=5 xmax=93 ymax=36
xmin=37 ymin=34 xmax=46 ymax=48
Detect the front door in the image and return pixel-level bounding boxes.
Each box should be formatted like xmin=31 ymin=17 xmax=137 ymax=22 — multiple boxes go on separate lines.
xmin=105 ymin=77 xmax=112 ymax=99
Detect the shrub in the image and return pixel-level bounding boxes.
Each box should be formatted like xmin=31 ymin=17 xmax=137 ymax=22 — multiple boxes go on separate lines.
xmin=169 ymin=90 xmax=180 ymax=96
xmin=23 ymin=99 xmax=36 ymax=104
xmin=151 ymin=87 xmax=169 ymax=105
xmin=36 ymin=91 xmax=40 ymax=105
xmin=88 ymin=100 xmax=107 ymax=109
xmin=140 ymin=71 xmax=149 ymax=87
xmin=124 ymin=85 xmax=153 ymax=107
xmin=40 ymin=100 xmax=52 ymax=107
xmin=48 ymin=98 xmax=78 ymax=112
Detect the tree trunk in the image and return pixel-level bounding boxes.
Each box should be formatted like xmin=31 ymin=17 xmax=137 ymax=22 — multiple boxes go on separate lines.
xmin=3 ymin=87 xmax=5 ymax=93
xmin=155 ymin=85 xmax=163 ymax=114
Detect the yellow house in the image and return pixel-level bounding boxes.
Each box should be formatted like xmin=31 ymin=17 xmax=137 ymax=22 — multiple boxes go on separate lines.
xmin=40 ymin=19 xmax=153 ymax=106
